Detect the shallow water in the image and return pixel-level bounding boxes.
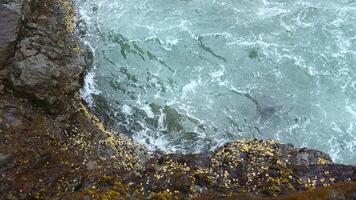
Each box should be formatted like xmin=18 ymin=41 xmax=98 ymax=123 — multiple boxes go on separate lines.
xmin=75 ymin=0 xmax=356 ymax=164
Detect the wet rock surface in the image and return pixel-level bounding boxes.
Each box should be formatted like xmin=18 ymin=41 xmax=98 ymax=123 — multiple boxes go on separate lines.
xmin=0 ymin=0 xmax=355 ymax=199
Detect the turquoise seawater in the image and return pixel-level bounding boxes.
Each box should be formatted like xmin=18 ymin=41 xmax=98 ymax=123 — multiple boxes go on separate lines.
xmin=75 ymin=0 xmax=356 ymax=164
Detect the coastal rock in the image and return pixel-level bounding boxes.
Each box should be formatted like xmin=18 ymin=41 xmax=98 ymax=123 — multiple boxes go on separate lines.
xmin=2 ymin=0 xmax=84 ymax=110
xmin=0 ymin=83 xmax=4 ymax=94
xmin=291 ymin=147 xmax=332 ymax=166
xmin=0 ymin=153 xmax=11 ymax=181
xmin=10 ymin=53 xmax=61 ymax=100
xmin=0 ymin=153 xmax=10 ymax=166
xmin=0 ymin=0 xmax=355 ymax=199
xmin=0 ymin=3 xmax=21 ymax=67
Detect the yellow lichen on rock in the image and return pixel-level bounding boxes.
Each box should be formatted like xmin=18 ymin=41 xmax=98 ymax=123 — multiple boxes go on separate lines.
xmin=59 ymin=0 xmax=76 ymax=33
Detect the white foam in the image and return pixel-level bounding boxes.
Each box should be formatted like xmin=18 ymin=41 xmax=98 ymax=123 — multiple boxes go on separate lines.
xmin=132 ymin=129 xmax=177 ymax=152
xmin=182 ymin=80 xmax=198 ymax=98
xmin=122 ymin=105 xmax=133 ymax=115
xmin=80 ymin=70 xmax=101 ymax=106
xmin=141 ymin=105 xmax=155 ymax=119
xmin=328 ymin=136 xmax=342 ymax=163
xmin=210 ymin=65 xmax=225 ymax=79
xmin=161 ymin=38 xmax=180 ymax=51
xmin=346 ymin=105 xmax=356 ymax=118
xmin=157 ymin=109 xmax=167 ymax=131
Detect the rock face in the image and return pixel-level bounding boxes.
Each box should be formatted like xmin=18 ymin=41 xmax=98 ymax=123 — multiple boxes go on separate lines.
xmin=0 ymin=0 xmax=355 ymax=199
xmin=130 ymin=140 xmax=355 ymax=199
xmin=0 ymin=2 xmax=21 ymax=67
xmin=6 ymin=0 xmax=84 ymax=109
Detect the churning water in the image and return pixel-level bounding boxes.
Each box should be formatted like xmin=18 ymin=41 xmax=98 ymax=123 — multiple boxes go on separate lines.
xmin=75 ymin=0 xmax=356 ymax=164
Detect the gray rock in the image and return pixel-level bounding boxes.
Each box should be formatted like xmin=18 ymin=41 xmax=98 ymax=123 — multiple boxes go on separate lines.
xmin=3 ymin=112 xmax=22 ymax=127
xmin=10 ymin=53 xmax=61 ymax=100
xmin=86 ymin=160 xmax=98 ymax=170
xmin=292 ymin=147 xmax=333 ymax=165
xmin=0 ymin=0 xmax=22 ymax=13
xmin=0 ymin=83 xmax=4 ymax=94
xmin=0 ymin=4 xmax=21 ymax=67
xmin=0 ymin=153 xmax=10 ymax=166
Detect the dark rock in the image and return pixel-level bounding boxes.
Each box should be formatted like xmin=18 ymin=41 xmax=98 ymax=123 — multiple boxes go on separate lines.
xmin=0 ymin=0 xmax=23 ymax=9
xmin=0 ymin=68 xmax=8 ymax=80
xmin=0 ymin=0 xmax=355 ymax=199
xmin=10 ymin=53 xmax=60 ymax=98
xmin=291 ymin=147 xmax=333 ymax=165
xmin=0 ymin=153 xmax=10 ymax=165
xmin=3 ymin=112 xmax=22 ymax=127
xmin=0 ymin=153 xmax=11 ymax=174
xmin=16 ymin=38 xmax=39 ymax=58
xmin=0 ymin=83 xmax=4 ymax=94
xmin=0 ymin=3 xmax=21 ymax=67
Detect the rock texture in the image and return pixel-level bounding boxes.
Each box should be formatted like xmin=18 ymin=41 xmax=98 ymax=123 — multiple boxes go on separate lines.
xmin=6 ymin=0 xmax=84 ymax=109
xmin=0 ymin=2 xmax=21 ymax=67
xmin=0 ymin=0 xmax=355 ymax=199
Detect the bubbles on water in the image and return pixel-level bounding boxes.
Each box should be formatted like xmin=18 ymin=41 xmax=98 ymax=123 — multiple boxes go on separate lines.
xmin=75 ymin=0 xmax=356 ymax=164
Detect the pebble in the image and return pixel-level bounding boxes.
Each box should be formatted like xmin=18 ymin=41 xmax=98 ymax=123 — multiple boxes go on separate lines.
xmin=0 ymin=153 xmax=10 ymax=165
xmin=86 ymin=160 xmax=98 ymax=170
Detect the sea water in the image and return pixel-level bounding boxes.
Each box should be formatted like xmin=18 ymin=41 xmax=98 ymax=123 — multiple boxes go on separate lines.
xmin=75 ymin=0 xmax=356 ymax=164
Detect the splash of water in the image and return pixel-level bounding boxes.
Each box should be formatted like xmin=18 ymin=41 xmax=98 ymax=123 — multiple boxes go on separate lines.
xmin=75 ymin=0 xmax=356 ymax=164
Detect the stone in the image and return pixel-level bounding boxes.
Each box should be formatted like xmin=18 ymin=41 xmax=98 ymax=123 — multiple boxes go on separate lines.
xmin=3 ymin=112 xmax=22 ymax=127
xmin=0 ymin=4 xmax=21 ymax=66
xmin=291 ymin=147 xmax=333 ymax=166
xmin=86 ymin=160 xmax=98 ymax=170
xmin=10 ymin=53 xmax=61 ymax=101
xmin=0 ymin=153 xmax=10 ymax=168
xmin=0 ymin=83 xmax=4 ymax=94
xmin=0 ymin=69 xmax=8 ymax=80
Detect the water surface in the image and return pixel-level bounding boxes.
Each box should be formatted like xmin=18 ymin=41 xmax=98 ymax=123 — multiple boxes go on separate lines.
xmin=76 ymin=0 xmax=356 ymax=164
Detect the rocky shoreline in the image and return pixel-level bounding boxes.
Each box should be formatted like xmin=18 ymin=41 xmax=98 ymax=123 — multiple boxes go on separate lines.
xmin=0 ymin=0 xmax=355 ymax=199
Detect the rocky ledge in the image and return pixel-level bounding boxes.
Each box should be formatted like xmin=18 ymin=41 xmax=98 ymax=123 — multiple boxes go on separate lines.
xmin=0 ymin=0 xmax=355 ymax=199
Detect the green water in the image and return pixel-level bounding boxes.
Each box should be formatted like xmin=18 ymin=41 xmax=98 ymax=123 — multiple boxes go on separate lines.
xmin=76 ymin=0 xmax=356 ymax=164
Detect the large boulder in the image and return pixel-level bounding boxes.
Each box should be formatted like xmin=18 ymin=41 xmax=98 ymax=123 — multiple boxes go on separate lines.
xmin=0 ymin=3 xmax=21 ymax=67
xmin=3 ymin=0 xmax=84 ymax=111
xmin=10 ymin=53 xmax=61 ymax=101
